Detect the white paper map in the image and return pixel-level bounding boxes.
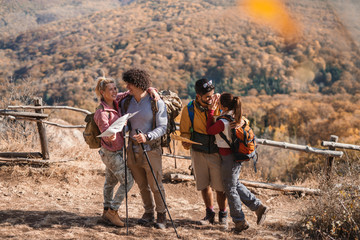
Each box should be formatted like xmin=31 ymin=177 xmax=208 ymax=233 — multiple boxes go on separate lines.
xmin=97 ymin=111 xmax=138 ymax=138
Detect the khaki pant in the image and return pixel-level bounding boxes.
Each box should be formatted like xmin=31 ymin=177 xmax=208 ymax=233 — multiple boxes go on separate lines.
xmin=127 ymin=141 xmax=166 ymax=213
xmin=191 ymin=150 xmax=224 ymax=192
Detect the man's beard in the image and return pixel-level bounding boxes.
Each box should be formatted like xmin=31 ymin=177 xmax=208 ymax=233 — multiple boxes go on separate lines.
xmin=200 ymin=98 xmax=211 ymax=106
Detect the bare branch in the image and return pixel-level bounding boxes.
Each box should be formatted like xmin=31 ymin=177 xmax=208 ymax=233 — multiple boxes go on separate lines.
xmin=7 ymin=105 xmax=91 ymax=115
xmin=240 ymin=179 xmax=321 ymax=195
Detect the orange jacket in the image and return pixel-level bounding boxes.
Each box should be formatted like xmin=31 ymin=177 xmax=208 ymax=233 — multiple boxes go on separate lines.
xmin=179 ymin=100 xmax=220 ymax=142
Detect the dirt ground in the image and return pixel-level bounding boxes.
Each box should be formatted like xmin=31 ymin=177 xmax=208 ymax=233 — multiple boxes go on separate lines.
xmin=0 ymin=125 xmax=310 ymax=239
xmin=0 ymin=154 xmax=311 ymax=240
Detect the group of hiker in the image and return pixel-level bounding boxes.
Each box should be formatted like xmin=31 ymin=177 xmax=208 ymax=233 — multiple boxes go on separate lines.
xmin=93 ymin=68 xmax=269 ymax=233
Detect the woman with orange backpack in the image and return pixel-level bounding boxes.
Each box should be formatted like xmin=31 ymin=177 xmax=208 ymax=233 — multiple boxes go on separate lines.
xmin=206 ymin=92 xmax=269 ymax=233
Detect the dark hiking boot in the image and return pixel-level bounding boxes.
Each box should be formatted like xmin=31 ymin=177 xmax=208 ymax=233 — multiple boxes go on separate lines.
xmin=199 ymin=208 xmax=215 ymax=225
xmin=255 ymin=204 xmax=269 ymax=225
xmin=218 ymin=210 xmax=228 ymax=230
xmin=234 ymin=220 xmax=249 ymax=233
xmin=155 ymin=212 xmax=167 ymax=229
xmin=137 ymin=212 xmax=155 ymax=225
xmin=102 ymin=209 xmax=108 ymax=221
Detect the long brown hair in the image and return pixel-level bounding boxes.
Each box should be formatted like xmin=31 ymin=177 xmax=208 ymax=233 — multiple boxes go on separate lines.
xmin=219 ymin=93 xmax=242 ymax=123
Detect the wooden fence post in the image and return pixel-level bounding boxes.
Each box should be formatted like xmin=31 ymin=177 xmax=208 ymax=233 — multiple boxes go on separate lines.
xmin=326 ymin=135 xmax=338 ymax=179
xmin=34 ymin=98 xmax=50 ymax=160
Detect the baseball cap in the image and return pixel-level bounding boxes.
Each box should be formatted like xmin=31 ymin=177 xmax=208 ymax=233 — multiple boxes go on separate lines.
xmin=195 ymin=78 xmax=214 ymax=95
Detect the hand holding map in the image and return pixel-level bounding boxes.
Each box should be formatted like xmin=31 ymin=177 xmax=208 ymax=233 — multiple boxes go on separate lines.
xmin=97 ymin=111 xmax=138 ymax=138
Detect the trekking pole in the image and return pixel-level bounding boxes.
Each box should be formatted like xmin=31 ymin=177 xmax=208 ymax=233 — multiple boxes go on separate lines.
xmin=123 ymin=131 xmax=129 ymax=235
xmin=135 ymin=129 xmax=180 ymax=239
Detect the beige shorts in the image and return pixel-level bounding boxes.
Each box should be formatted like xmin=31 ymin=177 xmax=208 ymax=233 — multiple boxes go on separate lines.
xmin=190 ymin=150 xmax=224 ymax=192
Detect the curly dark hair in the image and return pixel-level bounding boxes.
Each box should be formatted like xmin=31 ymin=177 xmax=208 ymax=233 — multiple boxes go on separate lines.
xmin=122 ymin=68 xmax=152 ymax=91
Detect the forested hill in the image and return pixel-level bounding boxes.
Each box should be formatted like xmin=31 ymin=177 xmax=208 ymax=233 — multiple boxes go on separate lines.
xmin=0 ymin=0 xmax=135 ymax=36
xmin=0 ymin=0 xmax=360 ymax=109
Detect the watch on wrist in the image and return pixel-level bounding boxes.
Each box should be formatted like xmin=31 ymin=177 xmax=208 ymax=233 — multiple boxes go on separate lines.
xmin=145 ymin=133 xmax=151 ymax=141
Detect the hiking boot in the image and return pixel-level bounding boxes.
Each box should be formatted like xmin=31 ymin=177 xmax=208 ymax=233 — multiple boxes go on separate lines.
xmin=104 ymin=209 xmax=125 ymax=227
xmin=234 ymin=220 xmax=249 ymax=233
xmin=155 ymin=212 xmax=167 ymax=229
xmin=199 ymin=208 xmax=215 ymax=225
xmin=137 ymin=212 xmax=155 ymax=225
xmin=218 ymin=210 xmax=228 ymax=230
xmin=102 ymin=209 xmax=108 ymax=221
xmin=255 ymin=204 xmax=269 ymax=225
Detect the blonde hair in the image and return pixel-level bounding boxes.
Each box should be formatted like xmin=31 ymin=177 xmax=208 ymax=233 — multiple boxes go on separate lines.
xmin=95 ymin=76 xmax=115 ymax=100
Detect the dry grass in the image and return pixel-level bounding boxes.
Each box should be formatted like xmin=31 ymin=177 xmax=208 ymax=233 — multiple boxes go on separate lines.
xmin=297 ymin=156 xmax=360 ymax=239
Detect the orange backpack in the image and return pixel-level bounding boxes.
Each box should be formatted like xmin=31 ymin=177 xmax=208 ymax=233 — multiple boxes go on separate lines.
xmin=217 ymin=115 xmax=258 ymax=166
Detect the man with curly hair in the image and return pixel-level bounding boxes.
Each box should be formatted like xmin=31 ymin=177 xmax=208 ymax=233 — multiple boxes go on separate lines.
xmin=120 ymin=68 xmax=168 ymax=229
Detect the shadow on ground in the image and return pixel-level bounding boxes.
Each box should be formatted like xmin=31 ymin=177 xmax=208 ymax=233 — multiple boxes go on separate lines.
xmin=0 ymin=210 xmax=124 ymax=229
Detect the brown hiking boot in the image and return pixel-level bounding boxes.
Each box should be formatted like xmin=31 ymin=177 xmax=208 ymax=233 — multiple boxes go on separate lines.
xmin=102 ymin=209 xmax=108 ymax=221
xmin=104 ymin=209 xmax=125 ymax=227
xmin=218 ymin=210 xmax=228 ymax=230
xmin=234 ymin=220 xmax=249 ymax=233
xmin=199 ymin=208 xmax=215 ymax=225
xmin=155 ymin=212 xmax=167 ymax=229
xmin=255 ymin=204 xmax=269 ymax=225
xmin=137 ymin=212 xmax=155 ymax=225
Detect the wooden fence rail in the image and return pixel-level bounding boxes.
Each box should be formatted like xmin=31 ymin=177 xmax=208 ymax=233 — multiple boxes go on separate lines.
xmin=0 ymin=110 xmax=48 ymax=119
xmin=322 ymin=141 xmax=360 ymax=151
xmin=1 ymin=104 xmax=347 ymax=159
xmin=2 ymin=102 xmax=359 ymax=195
xmin=256 ymin=138 xmax=343 ymax=157
xmin=7 ymin=105 xmax=91 ymax=115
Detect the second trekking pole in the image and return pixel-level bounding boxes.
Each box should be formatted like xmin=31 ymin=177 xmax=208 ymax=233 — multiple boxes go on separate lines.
xmin=135 ymin=129 xmax=180 ymax=239
xmin=123 ymin=130 xmax=129 ymax=235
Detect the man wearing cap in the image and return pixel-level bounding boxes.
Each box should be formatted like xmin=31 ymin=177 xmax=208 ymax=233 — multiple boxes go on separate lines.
xmin=179 ymin=78 xmax=228 ymax=229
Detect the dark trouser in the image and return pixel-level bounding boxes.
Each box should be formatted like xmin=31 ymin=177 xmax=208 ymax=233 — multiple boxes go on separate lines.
xmin=221 ymin=154 xmax=261 ymax=222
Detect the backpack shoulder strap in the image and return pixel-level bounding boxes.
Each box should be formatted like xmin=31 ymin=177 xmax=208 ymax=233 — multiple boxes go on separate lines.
xmin=187 ymin=100 xmax=195 ymax=128
xmin=121 ymin=95 xmax=134 ymax=130
xmin=122 ymin=95 xmax=132 ymax=114
xmin=217 ymin=114 xmax=233 ymax=122
xmin=219 ymin=132 xmax=232 ymax=148
xmin=96 ymin=104 xmax=110 ymax=120
xmin=241 ymin=125 xmax=248 ymax=146
xmin=85 ymin=104 xmax=106 ymax=126
xmin=95 ymin=104 xmax=104 ymax=111
xmin=150 ymin=99 xmax=159 ymax=129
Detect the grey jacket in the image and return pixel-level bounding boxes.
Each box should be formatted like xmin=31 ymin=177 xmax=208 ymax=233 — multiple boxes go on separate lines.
xmin=121 ymin=94 xmax=167 ymax=151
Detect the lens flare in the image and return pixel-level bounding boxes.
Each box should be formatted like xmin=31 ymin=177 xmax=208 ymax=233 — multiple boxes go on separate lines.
xmin=240 ymin=0 xmax=302 ymax=45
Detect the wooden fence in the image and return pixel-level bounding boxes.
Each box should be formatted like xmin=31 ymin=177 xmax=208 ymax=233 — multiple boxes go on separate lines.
xmin=1 ymin=98 xmax=359 ymax=195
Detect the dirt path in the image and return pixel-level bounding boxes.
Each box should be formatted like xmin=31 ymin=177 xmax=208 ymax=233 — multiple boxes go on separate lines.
xmin=0 ymin=151 xmax=309 ymax=240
